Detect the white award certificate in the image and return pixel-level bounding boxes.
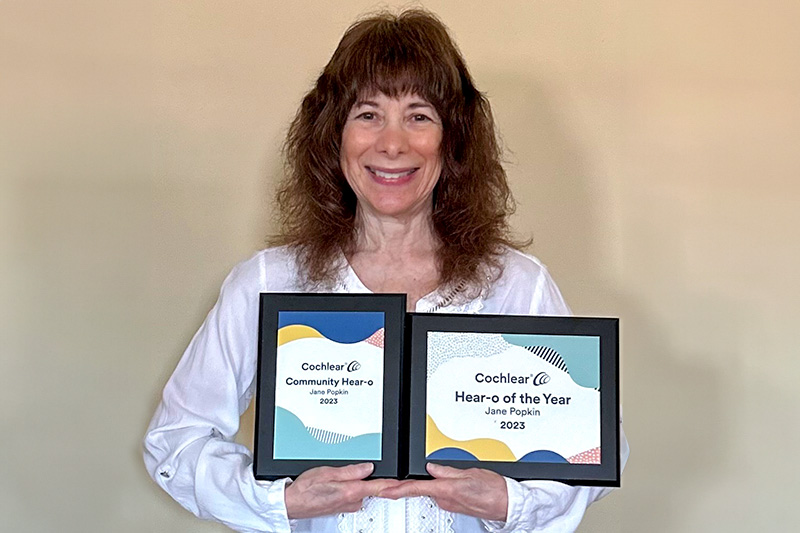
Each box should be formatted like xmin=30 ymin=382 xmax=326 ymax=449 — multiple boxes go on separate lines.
xmin=273 ymin=311 xmax=385 ymax=461
xmin=426 ymin=332 xmax=601 ymax=465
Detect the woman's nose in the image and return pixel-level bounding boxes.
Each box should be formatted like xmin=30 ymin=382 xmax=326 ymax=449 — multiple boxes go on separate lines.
xmin=375 ymin=122 xmax=408 ymax=158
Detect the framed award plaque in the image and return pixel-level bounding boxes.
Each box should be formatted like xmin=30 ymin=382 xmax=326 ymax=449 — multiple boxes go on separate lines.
xmin=407 ymin=314 xmax=620 ymax=486
xmin=254 ymin=293 xmax=406 ymax=479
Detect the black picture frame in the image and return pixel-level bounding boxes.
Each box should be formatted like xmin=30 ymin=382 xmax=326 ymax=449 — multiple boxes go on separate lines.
xmin=254 ymin=293 xmax=407 ymax=480
xmin=407 ymin=314 xmax=620 ymax=486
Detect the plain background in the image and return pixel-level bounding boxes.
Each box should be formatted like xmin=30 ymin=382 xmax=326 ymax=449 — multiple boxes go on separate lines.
xmin=2 ymin=1 xmax=798 ymax=531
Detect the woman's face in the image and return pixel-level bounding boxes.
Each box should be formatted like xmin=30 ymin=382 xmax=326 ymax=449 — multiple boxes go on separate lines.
xmin=341 ymin=92 xmax=443 ymax=221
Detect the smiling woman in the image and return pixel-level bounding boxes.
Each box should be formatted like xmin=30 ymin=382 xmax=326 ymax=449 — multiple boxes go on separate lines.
xmin=143 ymin=7 xmax=628 ymax=533
xmin=274 ymin=10 xmax=518 ymax=299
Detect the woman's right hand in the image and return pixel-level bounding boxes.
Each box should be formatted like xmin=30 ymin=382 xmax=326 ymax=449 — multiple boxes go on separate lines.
xmin=284 ymin=463 xmax=400 ymax=519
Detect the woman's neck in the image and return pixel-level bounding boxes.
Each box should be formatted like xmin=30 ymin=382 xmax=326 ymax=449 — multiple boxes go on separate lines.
xmin=354 ymin=210 xmax=438 ymax=256
xmin=347 ymin=205 xmax=441 ymax=310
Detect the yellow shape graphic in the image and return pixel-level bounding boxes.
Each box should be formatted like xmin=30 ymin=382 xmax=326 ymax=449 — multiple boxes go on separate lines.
xmin=277 ymin=324 xmax=324 ymax=346
xmin=426 ymin=415 xmax=516 ymax=461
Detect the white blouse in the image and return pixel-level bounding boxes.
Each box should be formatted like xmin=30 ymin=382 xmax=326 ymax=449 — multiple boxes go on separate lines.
xmin=144 ymin=246 xmax=629 ymax=533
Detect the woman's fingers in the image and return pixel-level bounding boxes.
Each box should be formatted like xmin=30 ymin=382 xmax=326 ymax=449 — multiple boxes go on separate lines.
xmin=351 ymin=478 xmax=404 ymax=501
xmin=377 ymin=477 xmax=451 ymax=500
xmin=318 ymin=462 xmax=374 ymax=482
xmin=285 ymin=461 xmax=509 ymax=521
xmin=378 ymin=464 xmax=508 ymax=522
xmin=284 ymin=464 xmax=402 ymax=519
xmin=427 ymin=462 xmax=467 ymax=478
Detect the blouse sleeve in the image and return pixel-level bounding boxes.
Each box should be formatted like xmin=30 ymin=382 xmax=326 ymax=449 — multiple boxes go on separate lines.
xmin=482 ymin=262 xmax=630 ymax=532
xmin=143 ymin=257 xmax=293 ymax=533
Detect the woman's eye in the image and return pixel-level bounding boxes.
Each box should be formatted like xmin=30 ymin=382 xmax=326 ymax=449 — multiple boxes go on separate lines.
xmin=356 ymin=112 xmax=376 ymax=120
xmin=412 ymin=114 xmax=431 ymax=122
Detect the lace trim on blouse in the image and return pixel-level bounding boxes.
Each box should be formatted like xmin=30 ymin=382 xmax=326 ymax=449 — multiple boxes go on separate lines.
xmin=337 ymin=497 xmax=455 ymax=533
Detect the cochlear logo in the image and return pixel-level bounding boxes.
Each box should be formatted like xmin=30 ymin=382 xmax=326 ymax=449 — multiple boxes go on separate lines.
xmin=347 ymin=361 xmax=361 ymax=372
xmin=532 ymin=372 xmax=550 ymax=386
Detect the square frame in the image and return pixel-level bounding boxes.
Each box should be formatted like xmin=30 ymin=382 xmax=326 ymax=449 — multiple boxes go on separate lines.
xmin=254 ymin=293 xmax=406 ymax=480
xmin=407 ymin=313 xmax=619 ymax=486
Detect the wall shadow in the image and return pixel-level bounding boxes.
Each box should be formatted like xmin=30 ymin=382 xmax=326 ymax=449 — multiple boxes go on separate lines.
xmin=476 ymin=70 xmax=732 ymax=532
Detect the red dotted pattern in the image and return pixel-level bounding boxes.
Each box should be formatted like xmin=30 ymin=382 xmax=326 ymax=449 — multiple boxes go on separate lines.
xmin=567 ymin=447 xmax=601 ymax=465
xmin=365 ymin=328 xmax=384 ymax=348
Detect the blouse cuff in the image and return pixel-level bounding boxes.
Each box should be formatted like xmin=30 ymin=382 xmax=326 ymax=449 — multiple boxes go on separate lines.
xmin=481 ymin=477 xmax=530 ymax=532
xmin=255 ymin=477 xmax=293 ymax=531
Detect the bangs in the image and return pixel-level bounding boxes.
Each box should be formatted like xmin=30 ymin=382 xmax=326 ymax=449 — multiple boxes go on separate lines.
xmin=328 ymin=13 xmax=464 ymax=111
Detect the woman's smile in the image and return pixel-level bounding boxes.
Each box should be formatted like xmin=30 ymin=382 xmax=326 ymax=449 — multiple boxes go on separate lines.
xmin=366 ymin=166 xmax=419 ymax=183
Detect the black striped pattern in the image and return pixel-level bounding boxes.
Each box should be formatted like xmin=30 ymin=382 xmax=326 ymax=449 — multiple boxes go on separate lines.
xmin=523 ymin=345 xmax=568 ymax=372
xmin=306 ymin=426 xmax=351 ymax=444
xmin=524 ymin=346 xmax=600 ymax=390
xmin=428 ymin=280 xmax=468 ymax=311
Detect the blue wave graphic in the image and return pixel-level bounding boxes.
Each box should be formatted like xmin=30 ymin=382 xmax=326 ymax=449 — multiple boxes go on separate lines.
xmin=518 ymin=450 xmax=568 ymax=463
xmin=273 ymin=407 xmax=381 ymax=460
xmin=427 ymin=448 xmax=568 ymax=463
xmin=278 ymin=311 xmax=384 ymax=343
xmin=426 ymin=448 xmax=479 ymax=461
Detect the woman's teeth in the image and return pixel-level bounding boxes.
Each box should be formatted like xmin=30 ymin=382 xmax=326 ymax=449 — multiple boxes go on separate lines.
xmin=370 ymin=168 xmax=416 ymax=179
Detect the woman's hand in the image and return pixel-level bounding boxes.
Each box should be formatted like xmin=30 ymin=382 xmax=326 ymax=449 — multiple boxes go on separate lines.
xmin=284 ymin=463 xmax=401 ymax=519
xmin=378 ymin=463 xmax=508 ymax=522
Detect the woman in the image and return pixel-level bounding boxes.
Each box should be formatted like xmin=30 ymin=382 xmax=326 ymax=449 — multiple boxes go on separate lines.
xmin=144 ymin=9 xmax=628 ymax=533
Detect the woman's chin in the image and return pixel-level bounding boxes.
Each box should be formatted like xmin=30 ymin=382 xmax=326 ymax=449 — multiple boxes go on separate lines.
xmin=358 ymin=199 xmax=433 ymax=221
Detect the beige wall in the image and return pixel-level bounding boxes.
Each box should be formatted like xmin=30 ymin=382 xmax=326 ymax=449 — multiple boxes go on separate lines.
xmin=2 ymin=1 xmax=798 ymax=531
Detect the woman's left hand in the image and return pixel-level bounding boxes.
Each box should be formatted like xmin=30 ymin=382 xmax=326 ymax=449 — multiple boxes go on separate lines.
xmin=378 ymin=463 xmax=508 ymax=522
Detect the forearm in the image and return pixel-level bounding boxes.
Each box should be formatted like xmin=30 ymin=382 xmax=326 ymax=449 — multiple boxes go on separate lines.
xmin=482 ymin=424 xmax=630 ymax=532
xmin=482 ymin=480 xmax=605 ymax=532
xmin=144 ymin=408 xmax=293 ymax=533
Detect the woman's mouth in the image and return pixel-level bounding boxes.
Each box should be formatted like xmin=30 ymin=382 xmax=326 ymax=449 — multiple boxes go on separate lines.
xmin=367 ymin=166 xmax=418 ymax=182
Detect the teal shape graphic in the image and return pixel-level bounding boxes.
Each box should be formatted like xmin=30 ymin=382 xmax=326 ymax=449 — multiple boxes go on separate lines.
xmin=273 ymin=407 xmax=381 ymax=460
xmin=501 ymin=334 xmax=600 ymax=389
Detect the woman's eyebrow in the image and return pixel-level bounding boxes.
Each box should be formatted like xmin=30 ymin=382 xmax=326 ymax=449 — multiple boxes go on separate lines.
xmin=353 ymin=99 xmax=379 ymax=108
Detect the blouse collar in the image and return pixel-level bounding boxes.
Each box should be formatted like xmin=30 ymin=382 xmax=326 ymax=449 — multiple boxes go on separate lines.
xmin=337 ymin=261 xmax=485 ymax=314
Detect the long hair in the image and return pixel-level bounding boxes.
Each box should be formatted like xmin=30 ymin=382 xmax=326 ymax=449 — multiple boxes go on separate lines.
xmin=272 ymin=9 xmax=523 ymax=296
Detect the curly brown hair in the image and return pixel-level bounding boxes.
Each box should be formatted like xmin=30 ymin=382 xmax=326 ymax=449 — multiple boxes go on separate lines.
xmin=272 ymin=9 xmax=524 ymax=295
